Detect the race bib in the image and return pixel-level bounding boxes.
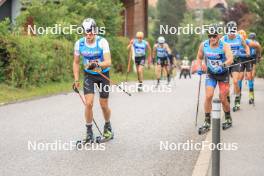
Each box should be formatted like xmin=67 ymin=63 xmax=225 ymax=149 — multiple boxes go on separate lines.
xmin=208 ymin=60 xmax=224 ymax=73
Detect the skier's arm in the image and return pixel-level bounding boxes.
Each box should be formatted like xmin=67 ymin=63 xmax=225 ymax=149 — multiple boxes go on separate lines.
xmin=98 ymin=39 xmax=111 ymax=68
xmin=73 ymin=54 xmax=80 ymax=82
xmin=152 ymin=45 xmax=157 ymax=60
xmin=248 ymin=41 xmax=262 ymax=56
xmin=166 ymin=44 xmax=172 ymax=55
xmin=73 ymin=41 xmax=80 ymax=82
xmin=99 ymin=53 xmax=111 ymax=68
xmin=146 ymin=41 xmax=152 ymax=64
xmin=127 ymin=39 xmax=134 ymax=50
xmin=223 ymin=44 xmax=233 ymax=66
xmin=196 ymin=43 xmax=204 ymax=68
xmin=241 ymin=39 xmax=250 ymax=56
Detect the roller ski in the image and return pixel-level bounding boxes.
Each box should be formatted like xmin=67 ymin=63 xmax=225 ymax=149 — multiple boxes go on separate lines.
xmin=232 ymin=105 xmax=240 ymax=112
xmin=249 ymin=98 xmax=254 ymax=105
xmin=198 ymin=120 xmax=210 ymax=135
xmin=249 ymin=92 xmax=255 ymax=105
xmin=155 ymin=80 xmax=160 ymax=88
xmin=137 ymin=83 xmax=143 ymax=92
xmin=167 ymin=75 xmax=171 ymax=85
xmin=76 ymin=126 xmax=95 ymax=148
xmin=232 ymin=96 xmax=240 ymax=112
xmin=96 ymin=122 xmax=114 ymax=143
xmin=222 ymin=118 xmax=232 ymax=130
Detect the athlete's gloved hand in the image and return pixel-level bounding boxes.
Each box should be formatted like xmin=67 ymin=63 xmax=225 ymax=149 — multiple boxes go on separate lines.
xmin=197 ymin=69 xmax=203 ymax=76
xmin=88 ymin=62 xmax=99 ymax=70
xmin=219 ymin=62 xmax=227 ymax=68
xmin=72 ymin=81 xmax=80 ymax=93
xmin=233 ymin=56 xmax=240 ymax=62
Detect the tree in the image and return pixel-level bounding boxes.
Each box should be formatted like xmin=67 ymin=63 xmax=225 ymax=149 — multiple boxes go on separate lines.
xmin=175 ymin=8 xmax=222 ymax=60
xmin=153 ymin=0 xmax=186 ymax=48
xmin=223 ymin=2 xmax=249 ymax=26
xmin=248 ymin=0 xmax=264 ymax=44
xmin=16 ymin=0 xmax=123 ymax=41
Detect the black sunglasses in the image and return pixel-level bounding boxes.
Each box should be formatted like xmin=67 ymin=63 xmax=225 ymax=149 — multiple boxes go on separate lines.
xmin=208 ymin=34 xmax=218 ymax=38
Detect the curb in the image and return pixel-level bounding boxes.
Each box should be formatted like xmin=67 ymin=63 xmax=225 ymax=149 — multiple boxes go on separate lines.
xmin=0 ymin=91 xmax=71 ymax=107
xmin=192 ymin=131 xmax=212 ymax=176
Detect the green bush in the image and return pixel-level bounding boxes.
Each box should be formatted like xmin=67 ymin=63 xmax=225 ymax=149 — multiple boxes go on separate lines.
xmin=0 ymin=35 xmax=72 ymax=87
xmin=0 ymin=34 xmax=130 ymax=87
xmin=108 ymin=36 xmax=129 ymax=73
xmin=0 ymin=0 xmax=128 ymax=88
xmin=0 ymin=18 xmax=11 ymax=36
xmin=17 ymin=0 xmax=123 ymax=42
xmin=256 ymin=59 xmax=264 ymax=78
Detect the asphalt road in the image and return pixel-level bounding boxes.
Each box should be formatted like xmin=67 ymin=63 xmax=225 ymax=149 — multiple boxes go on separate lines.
xmin=0 ymin=75 xmax=207 ymax=176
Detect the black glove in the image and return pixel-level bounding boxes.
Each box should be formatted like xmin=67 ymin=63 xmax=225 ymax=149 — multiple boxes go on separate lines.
xmin=88 ymin=62 xmax=98 ymax=70
xmin=234 ymin=56 xmax=240 ymax=63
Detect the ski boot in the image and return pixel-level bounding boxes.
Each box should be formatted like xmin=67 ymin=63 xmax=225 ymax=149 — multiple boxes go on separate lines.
xmin=96 ymin=122 xmax=114 ymax=143
xmin=232 ymin=103 xmax=240 ymax=112
xmin=76 ymin=126 xmax=94 ymax=148
xmin=137 ymin=83 xmax=143 ymax=92
xmin=249 ymin=92 xmax=255 ymax=105
xmin=167 ymin=75 xmax=171 ymax=85
xmin=155 ymin=80 xmax=160 ymax=88
xmin=233 ymin=96 xmax=240 ymax=112
xmin=222 ymin=118 xmax=232 ymax=130
xmin=198 ymin=120 xmax=210 ymax=135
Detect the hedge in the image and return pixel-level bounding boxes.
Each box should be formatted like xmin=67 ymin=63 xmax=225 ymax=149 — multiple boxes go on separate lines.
xmin=0 ymin=35 xmax=73 ymax=87
xmin=256 ymin=59 xmax=264 ymax=78
xmin=0 ymin=35 xmax=129 ymax=88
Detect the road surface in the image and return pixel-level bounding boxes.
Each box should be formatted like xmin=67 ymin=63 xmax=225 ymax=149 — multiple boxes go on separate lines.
xmin=2 ymin=74 xmax=253 ymax=176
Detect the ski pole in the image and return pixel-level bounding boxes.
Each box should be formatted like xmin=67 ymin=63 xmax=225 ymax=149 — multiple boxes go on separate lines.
xmin=126 ymin=49 xmax=132 ymax=82
xmin=225 ymin=59 xmax=255 ymax=68
xmin=195 ymin=75 xmax=202 ymax=127
xmin=72 ymin=84 xmax=103 ymax=136
xmin=96 ymin=71 xmax=132 ymax=96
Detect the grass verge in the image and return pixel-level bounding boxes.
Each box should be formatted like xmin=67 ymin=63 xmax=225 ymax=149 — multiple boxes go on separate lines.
xmin=0 ymin=68 xmax=155 ymax=104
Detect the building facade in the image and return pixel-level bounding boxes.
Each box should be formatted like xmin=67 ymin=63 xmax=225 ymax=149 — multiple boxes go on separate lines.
xmin=0 ymin=0 xmax=21 ymax=22
xmin=121 ymin=0 xmax=148 ymax=39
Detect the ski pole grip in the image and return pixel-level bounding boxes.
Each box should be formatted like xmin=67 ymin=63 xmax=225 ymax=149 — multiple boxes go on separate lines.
xmin=212 ymin=98 xmax=221 ymax=176
xmin=72 ymin=83 xmax=79 ymax=93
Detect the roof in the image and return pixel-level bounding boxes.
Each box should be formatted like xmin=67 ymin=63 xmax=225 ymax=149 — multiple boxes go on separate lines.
xmin=186 ymin=0 xmax=227 ymax=10
xmin=0 ymin=0 xmax=8 ymax=6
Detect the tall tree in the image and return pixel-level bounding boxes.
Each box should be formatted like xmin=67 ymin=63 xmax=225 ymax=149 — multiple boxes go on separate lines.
xmin=153 ymin=0 xmax=186 ymax=49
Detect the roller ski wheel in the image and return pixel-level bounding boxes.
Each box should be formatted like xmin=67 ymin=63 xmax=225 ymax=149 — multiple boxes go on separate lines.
xmin=198 ymin=122 xmax=210 ymax=135
xmin=155 ymin=82 xmax=160 ymax=88
xmin=222 ymin=119 xmax=232 ymax=130
xmin=95 ymin=124 xmax=114 ymax=143
xmin=167 ymin=76 xmax=171 ymax=85
xmin=95 ymin=135 xmax=114 ymax=143
xmin=249 ymin=98 xmax=255 ymax=105
xmin=76 ymin=130 xmax=94 ymax=148
xmin=137 ymin=83 xmax=143 ymax=92
xmin=76 ymin=138 xmax=94 ymax=149
xmin=232 ymin=106 xmax=240 ymax=112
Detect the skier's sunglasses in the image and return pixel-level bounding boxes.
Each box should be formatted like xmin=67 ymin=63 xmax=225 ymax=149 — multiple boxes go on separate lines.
xmin=85 ymin=29 xmax=96 ymax=35
xmin=208 ymin=34 xmax=218 ymax=39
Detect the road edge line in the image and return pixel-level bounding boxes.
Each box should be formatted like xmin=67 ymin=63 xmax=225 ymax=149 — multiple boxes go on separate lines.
xmin=192 ymin=131 xmax=212 ymax=176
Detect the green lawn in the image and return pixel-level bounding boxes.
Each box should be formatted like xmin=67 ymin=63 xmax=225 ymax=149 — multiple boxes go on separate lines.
xmin=0 ymin=68 xmax=155 ymax=104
